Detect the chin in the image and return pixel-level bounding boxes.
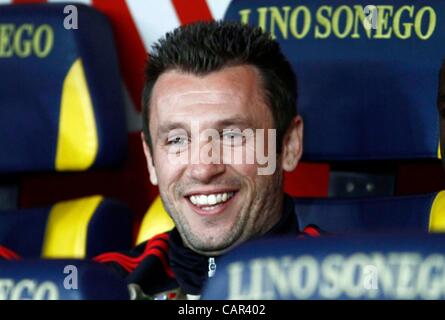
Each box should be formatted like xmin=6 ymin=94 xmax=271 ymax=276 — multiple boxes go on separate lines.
xmin=186 ymin=228 xmax=241 ymax=254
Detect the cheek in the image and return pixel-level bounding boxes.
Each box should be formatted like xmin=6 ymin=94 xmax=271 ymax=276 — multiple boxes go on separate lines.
xmin=227 ymin=162 xmax=274 ymax=195
xmin=228 ymin=162 xmax=258 ymax=178
xmin=153 ymin=150 xmax=186 ymax=188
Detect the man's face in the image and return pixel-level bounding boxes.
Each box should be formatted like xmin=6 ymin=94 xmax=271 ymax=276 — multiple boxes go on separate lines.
xmin=143 ymin=65 xmax=302 ymax=256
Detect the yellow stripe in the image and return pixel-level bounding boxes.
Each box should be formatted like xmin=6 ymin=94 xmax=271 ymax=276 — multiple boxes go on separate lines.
xmin=438 ymin=140 xmax=442 ymax=159
xmin=55 ymin=58 xmax=98 ymax=171
xmin=429 ymin=191 xmax=445 ymax=232
xmin=42 ymin=195 xmax=103 ymax=258
xmin=136 ymin=196 xmax=175 ymax=245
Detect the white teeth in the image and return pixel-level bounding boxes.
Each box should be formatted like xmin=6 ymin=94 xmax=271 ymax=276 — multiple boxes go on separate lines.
xmin=199 ymin=195 xmax=208 ymax=206
xmin=208 ymin=194 xmax=217 ymax=205
xmin=188 ymin=192 xmax=235 ymax=207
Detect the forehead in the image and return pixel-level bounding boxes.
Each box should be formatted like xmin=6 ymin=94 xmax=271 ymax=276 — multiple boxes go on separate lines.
xmin=153 ymin=64 xmax=263 ymax=101
xmin=149 ymin=65 xmax=271 ymax=127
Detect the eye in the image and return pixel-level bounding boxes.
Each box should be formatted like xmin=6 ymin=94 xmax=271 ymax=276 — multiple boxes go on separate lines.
xmin=222 ymin=130 xmax=244 ymax=146
xmin=167 ymin=135 xmax=189 ymax=146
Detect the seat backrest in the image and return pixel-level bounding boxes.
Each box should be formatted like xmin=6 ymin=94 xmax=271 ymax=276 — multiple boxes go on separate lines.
xmin=225 ymin=0 xmax=442 ymax=161
xmin=0 ymin=4 xmax=132 ymax=257
xmin=0 ymin=195 xmax=133 ymax=258
xmin=224 ymin=1 xmax=444 ymax=197
xmin=202 ymin=233 xmax=445 ymax=300
xmin=295 ymin=191 xmax=445 ymax=234
xmin=0 ymin=3 xmax=127 ymax=174
xmin=0 ymin=259 xmax=129 ymax=300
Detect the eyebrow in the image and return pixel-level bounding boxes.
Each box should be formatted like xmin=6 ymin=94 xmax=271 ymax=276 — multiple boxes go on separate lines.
xmin=215 ymin=117 xmax=253 ymax=128
xmin=157 ymin=122 xmax=188 ymax=136
xmin=157 ymin=116 xmax=253 ymax=137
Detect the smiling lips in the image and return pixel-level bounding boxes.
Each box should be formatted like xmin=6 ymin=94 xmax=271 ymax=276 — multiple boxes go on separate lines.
xmin=186 ymin=191 xmax=237 ymax=214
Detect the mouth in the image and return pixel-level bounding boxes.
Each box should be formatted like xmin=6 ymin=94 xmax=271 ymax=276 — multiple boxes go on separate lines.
xmin=184 ymin=190 xmax=239 ymax=216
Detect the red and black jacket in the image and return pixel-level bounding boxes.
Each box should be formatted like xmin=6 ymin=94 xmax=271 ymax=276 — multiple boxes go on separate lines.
xmin=94 ymin=195 xmax=323 ymax=297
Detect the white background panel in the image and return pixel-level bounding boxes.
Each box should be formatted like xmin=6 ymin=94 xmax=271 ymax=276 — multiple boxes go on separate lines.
xmin=207 ymin=0 xmax=232 ymax=20
xmin=126 ymin=0 xmax=180 ymax=50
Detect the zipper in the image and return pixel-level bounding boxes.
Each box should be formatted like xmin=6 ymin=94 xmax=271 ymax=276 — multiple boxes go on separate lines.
xmin=208 ymin=257 xmax=216 ymax=278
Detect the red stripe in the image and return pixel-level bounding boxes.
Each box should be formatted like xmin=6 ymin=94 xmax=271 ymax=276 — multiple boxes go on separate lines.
xmin=101 ymin=248 xmax=174 ymax=278
xmin=145 ymin=232 xmax=169 ymax=244
xmin=95 ymin=238 xmax=167 ymax=263
xmin=92 ymin=0 xmax=147 ymax=112
xmin=96 ymin=247 xmax=174 ymax=278
xmin=95 ymin=254 xmax=133 ymax=272
xmin=171 ymin=0 xmax=213 ymax=25
xmin=96 ymin=246 xmax=161 ymax=270
xmin=303 ymin=226 xmax=321 ymax=237
xmin=94 ymin=233 xmax=174 ymax=277
xmin=94 ymin=235 xmax=168 ymax=264
xmin=0 ymin=246 xmax=21 ymax=260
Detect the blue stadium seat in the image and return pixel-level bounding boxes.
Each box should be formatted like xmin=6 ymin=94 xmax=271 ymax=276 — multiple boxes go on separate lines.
xmin=225 ymin=0 xmax=441 ymax=161
xmin=0 ymin=260 xmax=129 ymax=300
xmin=0 ymin=3 xmax=127 ymax=173
xmin=0 ymin=4 xmax=132 ymax=258
xmin=225 ymin=0 xmax=444 ymax=197
xmin=202 ymin=233 xmax=445 ymax=300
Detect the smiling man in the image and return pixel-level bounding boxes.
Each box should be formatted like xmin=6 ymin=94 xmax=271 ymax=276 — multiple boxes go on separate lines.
xmin=95 ymin=21 xmax=321 ymax=300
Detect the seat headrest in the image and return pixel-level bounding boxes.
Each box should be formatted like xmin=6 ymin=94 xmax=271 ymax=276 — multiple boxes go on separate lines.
xmin=0 ymin=4 xmax=127 ymax=173
xmin=202 ymin=233 xmax=445 ymax=300
xmin=0 ymin=259 xmax=129 ymax=300
xmin=295 ymin=191 xmax=445 ymax=234
xmin=225 ymin=0 xmax=442 ymax=160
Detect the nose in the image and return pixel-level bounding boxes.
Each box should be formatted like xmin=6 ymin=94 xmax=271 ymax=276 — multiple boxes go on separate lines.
xmin=188 ymin=162 xmax=226 ymax=183
xmin=187 ymin=141 xmax=226 ymax=183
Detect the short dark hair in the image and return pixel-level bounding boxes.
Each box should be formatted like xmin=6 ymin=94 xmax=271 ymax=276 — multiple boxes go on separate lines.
xmin=142 ymin=20 xmax=297 ymax=153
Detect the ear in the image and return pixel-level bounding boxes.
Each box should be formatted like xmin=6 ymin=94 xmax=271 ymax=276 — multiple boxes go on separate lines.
xmin=281 ymin=116 xmax=303 ymax=172
xmin=141 ymin=132 xmax=158 ymax=186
